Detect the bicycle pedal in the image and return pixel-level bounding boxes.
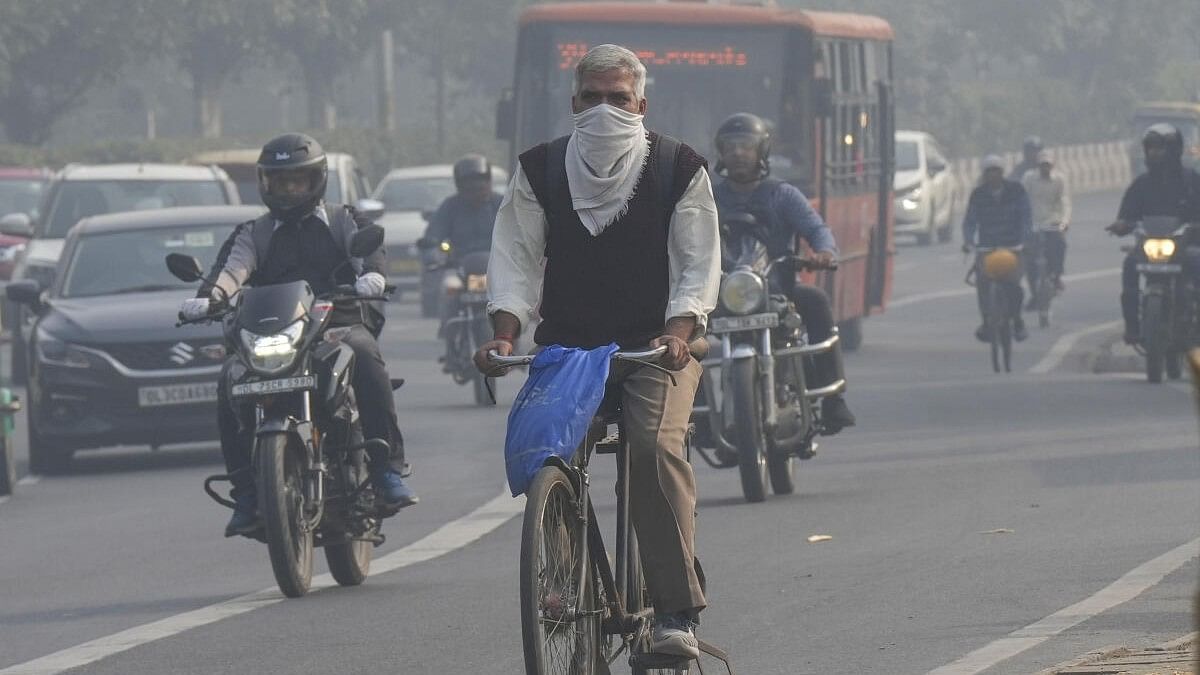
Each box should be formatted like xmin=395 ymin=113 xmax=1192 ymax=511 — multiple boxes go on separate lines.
xmin=594 ymin=433 xmax=621 ymax=454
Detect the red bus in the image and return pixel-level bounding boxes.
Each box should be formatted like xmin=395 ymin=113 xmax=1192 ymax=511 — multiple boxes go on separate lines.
xmin=497 ymin=1 xmax=895 ymax=348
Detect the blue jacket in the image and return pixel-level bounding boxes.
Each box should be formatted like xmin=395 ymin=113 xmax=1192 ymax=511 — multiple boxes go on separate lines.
xmin=713 ymin=178 xmax=837 ymax=257
xmin=962 ymin=180 xmax=1032 ymax=248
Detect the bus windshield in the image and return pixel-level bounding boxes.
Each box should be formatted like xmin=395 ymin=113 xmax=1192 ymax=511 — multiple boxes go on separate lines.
xmin=520 ymin=25 xmax=804 ymax=183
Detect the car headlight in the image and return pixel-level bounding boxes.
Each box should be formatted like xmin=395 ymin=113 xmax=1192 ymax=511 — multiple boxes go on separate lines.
xmin=240 ymin=320 xmax=305 ymax=373
xmin=1143 ymin=238 xmax=1176 ymax=263
xmin=719 ymin=270 xmax=765 ymax=315
xmin=36 ymin=330 xmax=91 ymax=368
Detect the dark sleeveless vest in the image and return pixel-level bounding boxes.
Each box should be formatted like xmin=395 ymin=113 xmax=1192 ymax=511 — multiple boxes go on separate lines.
xmin=520 ymin=132 xmax=706 ymax=348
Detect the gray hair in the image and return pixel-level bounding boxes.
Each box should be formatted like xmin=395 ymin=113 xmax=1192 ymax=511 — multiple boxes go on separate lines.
xmin=574 ymin=44 xmax=647 ymax=99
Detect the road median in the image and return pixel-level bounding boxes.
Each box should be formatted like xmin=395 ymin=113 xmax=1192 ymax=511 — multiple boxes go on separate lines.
xmin=1036 ymin=632 xmax=1196 ymax=674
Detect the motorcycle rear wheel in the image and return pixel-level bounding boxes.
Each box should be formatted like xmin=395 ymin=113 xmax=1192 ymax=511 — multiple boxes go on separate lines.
xmin=257 ymin=432 xmax=314 ymax=598
xmin=731 ymin=359 xmax=768 ymax=503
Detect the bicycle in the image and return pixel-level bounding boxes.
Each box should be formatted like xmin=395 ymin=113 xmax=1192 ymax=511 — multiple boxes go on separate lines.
xmin=1027 ymin=229 xmax=1058 ymax=329
xmin=487 ymin=346 xmax=734 ymax=675
xmin=966 ymin=246 xmax=1023 ymax=373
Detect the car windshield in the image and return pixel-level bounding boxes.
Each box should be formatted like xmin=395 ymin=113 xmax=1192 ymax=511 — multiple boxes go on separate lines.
xmin=377 ymin=176 xmax=455 ymax=212
xmin=895 ymin=140 xmax=921 ymax=171
xmin=0 ymin=178 xmax=45 ymax=218
xmin=60 ymin=223 xmax=233 ymax=298
xmin=43 ymin=180 xmax=228 ymax=238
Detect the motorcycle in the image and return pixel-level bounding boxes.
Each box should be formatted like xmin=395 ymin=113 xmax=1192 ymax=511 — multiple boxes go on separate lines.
xmin=1131 ymin=216 xmax=1199 ymax=382
xmin=424 ymin=240 xmax=495 ymax=406
xmin=167 ymin=225 xmax=403 ymax=598
xmin=692 ymin=213 xmax=845 ymax=503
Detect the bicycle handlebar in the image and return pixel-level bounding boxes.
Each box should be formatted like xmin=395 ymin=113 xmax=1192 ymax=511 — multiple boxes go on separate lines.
xmin=486 ymin=345 xmax=668 ymax=368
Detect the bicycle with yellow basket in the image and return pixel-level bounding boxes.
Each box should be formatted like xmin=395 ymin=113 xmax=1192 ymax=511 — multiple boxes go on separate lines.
xmin=965 ymin=245 xmax=1026 ymax=372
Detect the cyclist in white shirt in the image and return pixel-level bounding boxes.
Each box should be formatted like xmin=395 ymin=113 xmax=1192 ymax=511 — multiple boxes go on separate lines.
xmin=1021 ymin=150 xmax=1071 ymax=303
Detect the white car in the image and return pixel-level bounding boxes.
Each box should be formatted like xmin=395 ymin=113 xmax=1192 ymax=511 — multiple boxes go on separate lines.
xmin=372 ymin=164 xmax=508 ymax=314
xmin=894 ymin=130 xmax=958 ymax=245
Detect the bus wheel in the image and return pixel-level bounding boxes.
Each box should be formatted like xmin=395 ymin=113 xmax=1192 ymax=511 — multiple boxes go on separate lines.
xmin=838 ymin=318 xmax=863 ymax=352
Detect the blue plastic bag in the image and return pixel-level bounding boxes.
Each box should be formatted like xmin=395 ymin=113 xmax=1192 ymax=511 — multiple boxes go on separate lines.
xmin=504 ymin=343 xmax=620 ymax=496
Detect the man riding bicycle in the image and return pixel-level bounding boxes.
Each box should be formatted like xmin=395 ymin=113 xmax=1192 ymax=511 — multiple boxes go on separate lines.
xmin=475 ymin=44 xmax=720 ymax=659
xmin=1021 ymin=150 xmax=1072 ymax=305
xmin=963 ymin=155 xmax=1033 ymax=342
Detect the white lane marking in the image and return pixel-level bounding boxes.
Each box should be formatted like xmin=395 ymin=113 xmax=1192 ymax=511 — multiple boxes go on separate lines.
xmin=1028 ymin=320 xmax=1122 ymax=374
xmin=926 ymin=537 xmax=1200 ymax=675
xmin=0 ymin=495 xmax=8 ymax=506
xmin=0 ymin=489 xmax=524 ymax=675
xmin=16 ymin=474 xmax=39 ymax=487
xmin=889 ymin=267 xmax=1119 ymax=309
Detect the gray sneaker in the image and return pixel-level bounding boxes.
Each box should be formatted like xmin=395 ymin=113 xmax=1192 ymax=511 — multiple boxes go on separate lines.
xmin=650 ymin=613 xmax=699 ymax=659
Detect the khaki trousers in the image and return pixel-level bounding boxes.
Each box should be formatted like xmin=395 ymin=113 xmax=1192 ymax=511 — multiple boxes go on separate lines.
xmin=610 ymin=357 xmax=706 ymax=616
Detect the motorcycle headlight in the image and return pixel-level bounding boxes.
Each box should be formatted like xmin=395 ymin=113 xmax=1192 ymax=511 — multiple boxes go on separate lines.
xmin=720 ymin=270 xmax=765 ymax=315
xmin=240 ymin=320 xmax=304 ymax=373
xmin=1143 ymin=238 xmax=1176 ymax=263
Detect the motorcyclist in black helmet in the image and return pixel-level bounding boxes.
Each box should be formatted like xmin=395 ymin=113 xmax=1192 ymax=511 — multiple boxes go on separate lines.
xmin=1106 ymin=123 xmax=1200 ymax=343
xmin=424 ymin=154 xmax=502 ymax=256
xmin=181 ymin=133 xmax=418 ymax=537
xmin=1009 ymin=135 xmax=1044 ymax=181
xmin=710 ymin=112 xmax=855 ymax=434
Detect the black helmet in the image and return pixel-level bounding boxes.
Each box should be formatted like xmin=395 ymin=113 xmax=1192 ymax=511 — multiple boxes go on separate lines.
xmin=257 ymin=133 xmax=327 ymax=221
xmin=714 ymin=112 xmax=772 ymax=178
xmin=1142 ymin=123 xmax=1183 ymax=163
xmin=452 ymin=154 xmax=492 ymax=190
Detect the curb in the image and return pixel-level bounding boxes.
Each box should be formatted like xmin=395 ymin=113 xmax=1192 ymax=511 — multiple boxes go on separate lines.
xmin=1036 ymin=633 xmax=1197 ymax=674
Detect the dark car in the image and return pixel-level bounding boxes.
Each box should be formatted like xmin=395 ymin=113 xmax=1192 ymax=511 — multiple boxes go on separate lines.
xmin=5 ymin=205 xmax=265 ymax=473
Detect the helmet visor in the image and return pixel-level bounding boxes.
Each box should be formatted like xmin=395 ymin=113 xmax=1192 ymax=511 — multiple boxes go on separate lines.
xmin=259 ymin=166 xmax=323 ymax=209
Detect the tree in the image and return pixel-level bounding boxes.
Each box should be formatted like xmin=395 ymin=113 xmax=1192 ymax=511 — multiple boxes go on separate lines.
xmin=167 ymin=0 xmax=270 ymax=138
xmin=0 ymin=0 xmax=164 ymax=144
xmin=269 ymin=0 xmax=397 ymax=131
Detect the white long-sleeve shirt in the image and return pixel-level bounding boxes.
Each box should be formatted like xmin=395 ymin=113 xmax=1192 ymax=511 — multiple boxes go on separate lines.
xmin=487 ymin=165 xmax=721 ymax=334
xmin=1021 ymin=169 xmax=1072 ymax=231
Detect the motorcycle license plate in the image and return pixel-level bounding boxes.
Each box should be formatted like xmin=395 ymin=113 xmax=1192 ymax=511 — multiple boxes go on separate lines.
xmin=459 ymin=291 xmax=488 ymax=303
xmin=710 ymin=313 xmax=778 ymax=333
xmin=231 ymin=375 xmax=316 ymax=397
xmin=137 ymin=382 xmax=219 ymax=407
xmin=1137 ymin=263 xmax=1183 ymax=273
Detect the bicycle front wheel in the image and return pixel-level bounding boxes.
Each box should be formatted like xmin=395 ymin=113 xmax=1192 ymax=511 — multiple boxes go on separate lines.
xmin=521 ymin=466 xmax=599 ymax=675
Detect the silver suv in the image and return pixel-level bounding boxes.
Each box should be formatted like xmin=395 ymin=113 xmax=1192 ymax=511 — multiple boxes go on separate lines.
xmin=4 ymin=163 xmax=239 ymax=382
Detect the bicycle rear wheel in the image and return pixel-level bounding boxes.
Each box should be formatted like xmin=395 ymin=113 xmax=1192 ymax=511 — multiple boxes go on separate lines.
xmin=521 ymin=466 xmax=599 ymax=675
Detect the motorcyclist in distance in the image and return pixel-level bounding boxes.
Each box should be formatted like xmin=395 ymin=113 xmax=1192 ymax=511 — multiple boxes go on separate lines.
xmin=1106 ymin=124 xmax=1200 ymax=343
xmin=710 ymin=112 xmax=855 ymax=434
xmin=180 ymin=133 xmax=418 ymax=537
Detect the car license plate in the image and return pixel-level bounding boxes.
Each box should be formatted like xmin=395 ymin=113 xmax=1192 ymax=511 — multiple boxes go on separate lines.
xmin=138 ymin=382 xmax=219 ymax=407
xmin=710 ymin=313 xmax=778 ymax=333
xmin=231 ymin=375 xmax=316 ymax=398
xmin=1137 ymin=263 xmax=1183 ymax=273
xmin=460 ymin=291 xmax=488 ymax=304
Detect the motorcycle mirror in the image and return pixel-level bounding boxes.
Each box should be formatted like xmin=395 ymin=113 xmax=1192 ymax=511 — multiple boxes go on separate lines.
xmin=165 ymin=253 xmax=204 ymax=282
xmin=349 ymin=224 xmax=385 ymax=258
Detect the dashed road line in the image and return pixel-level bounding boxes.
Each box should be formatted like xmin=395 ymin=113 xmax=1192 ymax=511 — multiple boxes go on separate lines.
xmin=16 ymin=474 xmax=39 ymax=487
xmin=0 ymin=488 xmax=524 ymax=675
